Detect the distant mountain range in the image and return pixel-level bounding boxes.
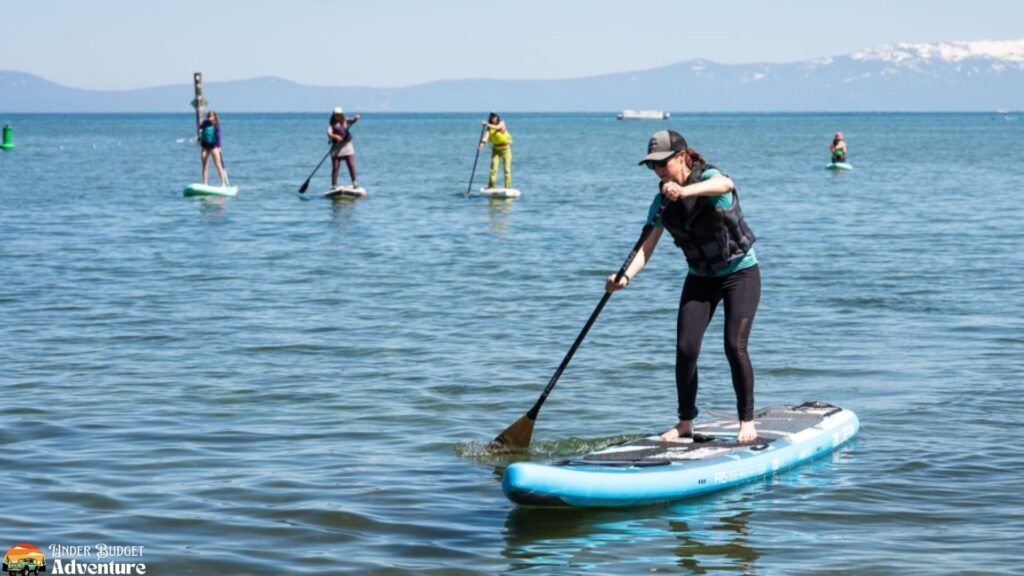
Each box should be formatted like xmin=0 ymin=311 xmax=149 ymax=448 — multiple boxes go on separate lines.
xmin=2 ymin=40 xmax=1023 ymax=112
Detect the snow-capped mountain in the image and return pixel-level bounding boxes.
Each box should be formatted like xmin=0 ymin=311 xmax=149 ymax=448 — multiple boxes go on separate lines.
xmin=851 ymin=40 xmax=1024 ymax=65
xmin=2 ymin=40 xmax=1022 ymax=112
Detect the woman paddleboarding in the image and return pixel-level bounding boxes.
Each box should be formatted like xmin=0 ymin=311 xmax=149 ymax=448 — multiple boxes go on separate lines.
xmin=831 ymin=131 xmax=848 ymax=163
xmin=606 ymin=130 xmax=761 ymax=443
xmin=198 ymin=110 xmax=227 ymax=186
xmin=328 ymin=107 xmax=360 ymax=189
xmin=478 ymin=112 xmax=513 ymax=190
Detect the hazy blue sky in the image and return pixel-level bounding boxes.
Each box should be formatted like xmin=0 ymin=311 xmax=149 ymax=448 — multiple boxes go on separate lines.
xmin=3 ymin=0 xmax=1022 ymax=90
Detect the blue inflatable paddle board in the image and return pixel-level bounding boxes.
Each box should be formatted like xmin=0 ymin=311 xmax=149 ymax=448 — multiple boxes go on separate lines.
xmin=502 ymin=401 xmax=859 ymax=507
xmin=826 ymin=162 xmax=853 ymax=171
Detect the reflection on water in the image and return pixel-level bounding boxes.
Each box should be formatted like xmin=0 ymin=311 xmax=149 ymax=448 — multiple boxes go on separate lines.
xmin=487 ymin=196 xmax=514 ymax=234
xmin=503 ymin=501 xmax=759 ymax=574
xmin=666 ymin=510 xmax=757 ymax=574
xmin=197 ymin=195 xmax=228 ymax=217
xmin=498 ymin=446 xmax=861 ymax=574
xmin=329 ymin=194 xmax=361 ymax=223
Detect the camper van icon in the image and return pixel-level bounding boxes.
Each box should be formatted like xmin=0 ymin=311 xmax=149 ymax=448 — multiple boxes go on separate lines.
xmin=3 ymin=543 xmax=46 ymax=576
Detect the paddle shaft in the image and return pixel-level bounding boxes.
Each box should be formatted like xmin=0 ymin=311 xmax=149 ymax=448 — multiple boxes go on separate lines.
xmin=524 ymin=196 xmax=671 ymax=420
xmin=299 ymin=147 xmax=333 ymax=194
xmin=466 ymin=124 xmax=487 ymax=195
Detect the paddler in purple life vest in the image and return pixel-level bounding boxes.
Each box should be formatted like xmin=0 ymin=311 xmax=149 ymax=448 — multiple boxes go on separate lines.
xmin=198 ymin=110 xmax=227 ymax=186
xmin=328 ymin=107 xmax=360 ymax=189
xmin=605 ymin=130 xmax=761 ymax=443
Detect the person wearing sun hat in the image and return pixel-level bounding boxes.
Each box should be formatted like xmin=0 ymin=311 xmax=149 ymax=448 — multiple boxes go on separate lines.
xmin=606 ymin=129 xmax=761 ymax=443
xmin=327 ymin=106 xmax=361 ymax=188
xmin=831 ymin=131 xmax=847 ymax=163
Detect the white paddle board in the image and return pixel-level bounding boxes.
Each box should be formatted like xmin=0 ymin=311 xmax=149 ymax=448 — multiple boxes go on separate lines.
xmin=479 ymin=187 xmax=520 ymax=198
xmin=324 ymin=186 xmax=367 ymax=199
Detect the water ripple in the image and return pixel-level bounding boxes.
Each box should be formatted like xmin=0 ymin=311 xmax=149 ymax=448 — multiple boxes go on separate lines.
xmin=2 ymin=113 xmax=1022 ymax=574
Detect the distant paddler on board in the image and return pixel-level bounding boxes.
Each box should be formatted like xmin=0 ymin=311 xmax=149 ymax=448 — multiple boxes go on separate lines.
xmin=198 ymin=110 xmax=228 ymax=187
xmin=183 ymin=72 xmax=238 ymax=197
xmin=477 ymin=112 xmax=519 ymax=198
xmin=827 ymin=131 xmax=852 ymax=170
xmin=323 ymin=107 xmax=366 ymax=198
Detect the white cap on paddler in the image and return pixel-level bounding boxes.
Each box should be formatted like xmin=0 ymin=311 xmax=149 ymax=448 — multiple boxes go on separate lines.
xmin=333 ymin=106 xmax=343 ymax=114
xmin=638 ymin=130 xmax=688 ymax=165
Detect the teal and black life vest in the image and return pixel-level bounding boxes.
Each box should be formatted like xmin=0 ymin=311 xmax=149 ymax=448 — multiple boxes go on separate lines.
xmin=200 ymin=123 xmax=217 ymax=146
xmin=660 ymin=161 xmax=756 ymax=276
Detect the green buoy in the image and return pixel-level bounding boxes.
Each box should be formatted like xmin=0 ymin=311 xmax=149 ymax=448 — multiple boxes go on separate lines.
xmin=1 ymin=123 xmax=14 ymax=150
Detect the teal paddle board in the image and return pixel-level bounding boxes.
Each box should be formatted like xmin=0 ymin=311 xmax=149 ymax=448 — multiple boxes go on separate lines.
xmin=183 ymin=183 xmax=239 ymax=197
xmin=503 ymin=401 xmax=859 ymax=507
xmin=826 ymin=162 xmax=853 ymax=171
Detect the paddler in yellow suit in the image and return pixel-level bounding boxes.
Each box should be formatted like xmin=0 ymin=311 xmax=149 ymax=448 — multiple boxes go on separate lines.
xmin=477 ymin=112 xmax=512 ymax=189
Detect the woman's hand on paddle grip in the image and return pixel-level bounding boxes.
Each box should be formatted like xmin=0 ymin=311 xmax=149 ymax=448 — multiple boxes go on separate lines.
xmin=605 ymin=273 xmax=629 ymax=293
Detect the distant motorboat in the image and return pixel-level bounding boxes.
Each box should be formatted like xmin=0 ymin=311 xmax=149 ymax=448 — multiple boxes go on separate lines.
xmin=617 ymin=109 xmax=670 ymax=120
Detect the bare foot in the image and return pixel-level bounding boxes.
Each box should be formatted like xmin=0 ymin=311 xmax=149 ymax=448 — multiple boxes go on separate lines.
xmin=660 ymin=420 xmax=694 ymax=442
xmin=737 ymin=420 xmax=757 ymax=443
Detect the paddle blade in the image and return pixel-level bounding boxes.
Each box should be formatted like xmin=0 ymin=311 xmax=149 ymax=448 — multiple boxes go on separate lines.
xmin=298 ymin=178 xmax=311 ymax=194
xmin=488 ymin=413 xmax=535 ymax=453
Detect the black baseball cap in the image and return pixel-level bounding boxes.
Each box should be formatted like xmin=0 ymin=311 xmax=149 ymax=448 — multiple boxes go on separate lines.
xmin=638 ymin=130 xmax=688 ymax=165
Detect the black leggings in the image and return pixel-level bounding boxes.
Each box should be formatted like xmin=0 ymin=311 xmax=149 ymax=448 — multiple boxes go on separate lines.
xmin=675 ymin=264 xmax=760 ymax=422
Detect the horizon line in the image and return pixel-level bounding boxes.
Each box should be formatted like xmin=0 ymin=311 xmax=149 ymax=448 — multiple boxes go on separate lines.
xmin=2 ymin=110 xmax=1019 ymax=115
xmin=4 ymin=35 xmax=1024 ymax=92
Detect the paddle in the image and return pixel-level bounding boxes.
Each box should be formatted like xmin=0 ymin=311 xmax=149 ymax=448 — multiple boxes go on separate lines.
xmin=489 ymin=194 xmax=672 ymax=452
xmin=465 ymin=124 xmax=488 ymax=197
xmin=220 ymin=152 xmax=230 ymax=187
xmin=298 ymin=146 xmax=333 ymax=194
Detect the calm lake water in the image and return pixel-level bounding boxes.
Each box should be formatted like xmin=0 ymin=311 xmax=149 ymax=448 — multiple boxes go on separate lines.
xmin=2 ymin=112 xmax=1022 ymax=575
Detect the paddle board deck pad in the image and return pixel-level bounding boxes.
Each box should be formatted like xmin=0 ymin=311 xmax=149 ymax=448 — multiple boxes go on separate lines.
xmin=324 ymin=186 xmax=367 ymax=199
xmin=827 ymin=162 xmax=853 ymax=171
xmin=183 ymin=183 xmax=239 ymax=197
xmin=479 ymin=187 xmax=521 ymax=198
xmin=502 ymin=401 xmax=859 ymax=507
